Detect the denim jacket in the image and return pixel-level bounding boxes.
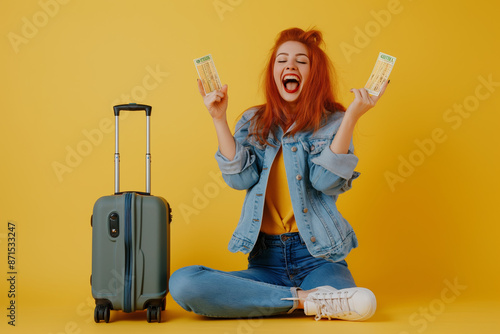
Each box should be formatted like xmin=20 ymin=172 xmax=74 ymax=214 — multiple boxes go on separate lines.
xmin=215 ymin=108 xmax=360 ymax=262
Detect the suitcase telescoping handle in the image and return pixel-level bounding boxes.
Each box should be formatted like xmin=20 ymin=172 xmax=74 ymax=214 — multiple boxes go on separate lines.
xmin=113 ymin=103 xmax=152 ymax=195
xmin=114 ymin=104 xmax=152 ymax=116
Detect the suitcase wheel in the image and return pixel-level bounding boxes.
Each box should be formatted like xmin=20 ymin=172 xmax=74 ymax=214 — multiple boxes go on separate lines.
xmin=94 ymin=304 xmax=110 ymax=323
xmin=146 ymin=304 xmax=162 ymax=323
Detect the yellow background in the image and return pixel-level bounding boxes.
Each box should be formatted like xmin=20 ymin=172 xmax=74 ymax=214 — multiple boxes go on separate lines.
xmin=1 ymin=0 xmax=499 ymax=333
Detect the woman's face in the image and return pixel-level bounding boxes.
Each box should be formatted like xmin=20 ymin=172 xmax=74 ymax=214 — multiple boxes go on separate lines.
xmin=273 ymin=41 xmax=310 ymax=105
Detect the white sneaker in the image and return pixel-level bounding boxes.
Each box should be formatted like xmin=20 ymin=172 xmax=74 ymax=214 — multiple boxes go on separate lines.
xmin=303 ymin=286 xmax=376 ymax=321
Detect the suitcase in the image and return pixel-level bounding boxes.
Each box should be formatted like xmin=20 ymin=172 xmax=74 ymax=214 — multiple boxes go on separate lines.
xmin=91 ymin=103 xmax=171 ymax=323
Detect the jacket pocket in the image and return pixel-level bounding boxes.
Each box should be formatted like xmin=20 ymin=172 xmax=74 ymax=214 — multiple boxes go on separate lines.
xmin=307 ymin=187 xmax=346 ymax=244
xmin=246 ymin=135 xmax=267 ymax=151
xmin=301 ymin=139 xmax=329 ymax=155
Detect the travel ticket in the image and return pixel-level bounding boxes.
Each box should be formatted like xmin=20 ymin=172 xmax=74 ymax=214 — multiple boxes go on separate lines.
xmin=194 ymin=54 xmax=222 ymax=95
xmin=364 ymin=52 xmax=396 ymax=96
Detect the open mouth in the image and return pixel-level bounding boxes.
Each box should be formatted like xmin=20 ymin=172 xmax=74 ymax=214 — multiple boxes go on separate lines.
xmin=282 ymin=74 xmax=301 ymax=94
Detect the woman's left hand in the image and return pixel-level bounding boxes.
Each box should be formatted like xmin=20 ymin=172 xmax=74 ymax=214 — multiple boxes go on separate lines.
xmin=345 ymin=80 xmax=389 ymax=121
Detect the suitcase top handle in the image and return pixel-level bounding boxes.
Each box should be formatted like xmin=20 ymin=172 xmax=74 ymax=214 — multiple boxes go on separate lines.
xmin=114 ymin=103 xmax=152 ymax=116
xmin=114 ymin=103 xmax=152 ymax=195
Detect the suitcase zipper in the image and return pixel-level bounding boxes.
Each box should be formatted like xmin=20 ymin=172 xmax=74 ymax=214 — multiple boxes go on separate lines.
xmin=124 ymin=192 xmax=133 ymax=312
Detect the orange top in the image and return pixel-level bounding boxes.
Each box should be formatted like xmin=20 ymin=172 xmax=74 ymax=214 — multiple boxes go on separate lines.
xmin=260 ymin=147 xmax=299 ymax=235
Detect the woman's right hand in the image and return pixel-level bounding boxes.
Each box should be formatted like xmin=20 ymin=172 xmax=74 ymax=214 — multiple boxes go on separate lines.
xmin=197 ymin=79 xmax=229 ymax=121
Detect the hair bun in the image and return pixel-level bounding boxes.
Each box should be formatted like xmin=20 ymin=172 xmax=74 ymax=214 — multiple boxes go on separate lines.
xmin=312 ymin=32 xmax=323 ymax=46
xmin=275 ymin=27 xmax=323 ymax=47
xmin=303 ymin=30 xmax=323 ymax=46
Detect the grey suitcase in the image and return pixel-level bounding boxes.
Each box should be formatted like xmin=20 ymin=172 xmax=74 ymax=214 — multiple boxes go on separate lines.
xmin=91 ymin=104 xmax=171 ymax=323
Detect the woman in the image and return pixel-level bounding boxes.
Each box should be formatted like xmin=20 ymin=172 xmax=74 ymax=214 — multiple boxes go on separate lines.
xmin=169 ymin=27 xmax=389 ymax=321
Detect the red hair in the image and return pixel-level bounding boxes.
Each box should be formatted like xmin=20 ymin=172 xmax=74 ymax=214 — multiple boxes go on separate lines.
xmin=247 ymin=27 xmax=345 ymax=146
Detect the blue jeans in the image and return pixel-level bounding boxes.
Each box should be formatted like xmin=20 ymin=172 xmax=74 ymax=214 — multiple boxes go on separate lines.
xmin=169 ymin=232 xmax=357 ymax=318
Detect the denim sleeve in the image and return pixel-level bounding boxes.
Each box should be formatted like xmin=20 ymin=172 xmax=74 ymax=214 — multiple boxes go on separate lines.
xmin=309 ymin=140 xmax=360 ymax=196
xmin=214 ymin=113 xmax=260 ymax=190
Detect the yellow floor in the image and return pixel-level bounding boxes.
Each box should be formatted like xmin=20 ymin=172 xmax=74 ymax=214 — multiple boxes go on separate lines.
xmin=4 ymin=293 xmax=499 ymax=334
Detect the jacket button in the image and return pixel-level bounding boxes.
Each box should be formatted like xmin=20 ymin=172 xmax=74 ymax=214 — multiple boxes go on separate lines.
xmin=303 ymin=208 xmax=308 ymax=213
xmin=296 ymin=175 xmax=302 ymax=181
xmin=310 ymin=145 xmax=315 ymax=151
xmin=291 ymin=146 xmax=297 ymax=152
xmin=310 ymin=236 xmax=316 ymax=242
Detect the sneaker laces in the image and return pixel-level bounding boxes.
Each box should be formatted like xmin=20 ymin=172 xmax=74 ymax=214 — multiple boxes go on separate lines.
xmin=311 ymin=290 xmax=352 ymax=321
